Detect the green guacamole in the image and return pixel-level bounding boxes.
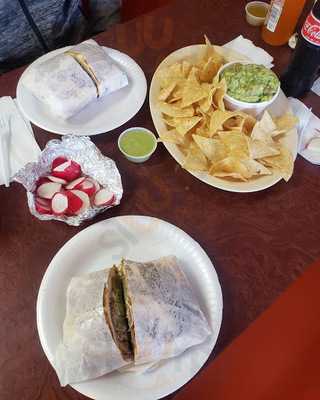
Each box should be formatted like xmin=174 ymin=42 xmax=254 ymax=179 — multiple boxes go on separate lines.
xmin=120 ymin=130 xmax=155 ymax=157
xmin=221 ymin=63 xmax=279 ymax=103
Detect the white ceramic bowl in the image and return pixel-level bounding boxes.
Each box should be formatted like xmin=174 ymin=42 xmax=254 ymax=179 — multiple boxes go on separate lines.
xmin=118 ymin=127 xmax=157 ymax=163
xmin=245 ymin=1 xmax=269 ymax=26
xmin=219 ymin=61 xmax=280 ymax=117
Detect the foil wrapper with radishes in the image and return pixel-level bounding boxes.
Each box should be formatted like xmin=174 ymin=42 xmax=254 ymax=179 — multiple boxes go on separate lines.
xmin=15 ymin=135 xmax=123 ymax=226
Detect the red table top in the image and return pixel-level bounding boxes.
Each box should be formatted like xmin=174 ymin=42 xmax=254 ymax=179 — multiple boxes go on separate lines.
xmin=0 ymin=0 xmax=319 ymax=399
xmin=175 ymin=257 xmax=320 ymax=400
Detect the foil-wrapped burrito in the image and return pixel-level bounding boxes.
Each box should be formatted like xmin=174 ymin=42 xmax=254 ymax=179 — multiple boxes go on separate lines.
xmin=22 ymin=40 xmax=128 ymax=119
xmin=55 ymin=256 xmax=211 ymax=385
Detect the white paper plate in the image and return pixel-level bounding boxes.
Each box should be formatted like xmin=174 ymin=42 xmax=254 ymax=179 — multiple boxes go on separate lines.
xmin=149 ymin=45 xmax=298 ymax=193
xmin=17 ymin=47 xmax=147 ymax=136
xmin=36 ymin=215 xmax=223 ymax=400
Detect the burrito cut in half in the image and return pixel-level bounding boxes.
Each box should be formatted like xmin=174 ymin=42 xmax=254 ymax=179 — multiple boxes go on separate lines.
xmin=54 ymin=269 xmax=130 ymax=386
xmin=22 ymin=40 xmax=128 ymax=120
xmin=54 ymin=256 xmax=212 ymax=386
xmin=120 ymin=256 xmax=212 ymax=365
xmin=104 ymin=266 xmax=133 ymax=362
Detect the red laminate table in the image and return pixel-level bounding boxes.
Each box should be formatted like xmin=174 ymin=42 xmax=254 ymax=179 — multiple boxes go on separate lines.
xmin=175 ymin=258 xmax=320 ymax=400
xmin=0 ymin=1 xmax=319 ymax=399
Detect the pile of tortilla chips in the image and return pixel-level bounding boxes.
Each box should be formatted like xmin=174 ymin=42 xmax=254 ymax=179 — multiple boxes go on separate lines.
xmin=157 ymin=37 xmax=298 ymax=182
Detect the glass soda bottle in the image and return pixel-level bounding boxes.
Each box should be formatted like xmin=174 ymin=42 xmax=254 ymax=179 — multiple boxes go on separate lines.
xmin=281 ymin=0 xmax=320 ymax=97
xmin=262 ymin=0 xmax=307 ymax=46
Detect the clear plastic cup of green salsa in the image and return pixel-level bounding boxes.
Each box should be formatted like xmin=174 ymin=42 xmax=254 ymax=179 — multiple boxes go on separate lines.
xmin=118 ymin=127 xmax=157 ymax=163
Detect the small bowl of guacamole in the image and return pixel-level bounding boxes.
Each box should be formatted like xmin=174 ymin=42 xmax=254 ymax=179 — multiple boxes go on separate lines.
xmin=219 ymin=62 xmax=280 ymax=116
xmin=118 ymin=127 xmax=157 ymax=163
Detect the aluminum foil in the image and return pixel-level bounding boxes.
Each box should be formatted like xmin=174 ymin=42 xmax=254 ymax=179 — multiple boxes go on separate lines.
xmin=14 ymin=135 xmax=123 ymax=226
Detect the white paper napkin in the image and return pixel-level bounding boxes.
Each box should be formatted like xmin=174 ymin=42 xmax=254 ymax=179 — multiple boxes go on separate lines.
xmin=288 ymin=97 xmax=320 ymax=165
xmin=223 ymin=35 xmax=274 ymax=68
xmin=0 ymin=96 xmax=41 ymax=186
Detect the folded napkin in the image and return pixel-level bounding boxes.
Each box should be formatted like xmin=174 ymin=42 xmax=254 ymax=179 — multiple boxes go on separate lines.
xmin=288 ymin=97 xmax=320 ymax=165
xmin=223 ymin=35 xmax=274 ymax=68
xmin=0 ymin=96 xmax=41 ymax=186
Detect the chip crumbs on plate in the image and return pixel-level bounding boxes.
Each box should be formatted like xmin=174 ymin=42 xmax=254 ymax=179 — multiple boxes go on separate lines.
xmin=156 ymin=36 xmax=298 ymax=182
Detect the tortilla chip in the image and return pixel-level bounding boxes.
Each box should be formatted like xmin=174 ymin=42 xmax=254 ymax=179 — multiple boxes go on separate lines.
xmin=223 ymin=115 xmax=245 ymax=131
xmin=163 ymin=115 xmax=176 ymax=128
xmin=259 ymin=110 xmax=277 ymax=132
xmin=183 ymin=145 xmax=208 ymax=171
xmin=241 ymin=113 xmax=256 ymax=135
xmin=212 ymin=73 xmax=220 ymax=86
xmin=270 ymin=129 xmax=287 ymax=138
xmin=212 ymin=78 xmax=227 ymax=111
xmin=159 ymin=130 xmax=188 ymax=145
xmin=167 ymin=85 xmax=183 ymax=103
xmin=203 ymin=35 xmax=224 ymax=65
xmin=159 ymin=101 xmax=194 ymax=117
xmin=157 ymin=63 xmax=184 ymax=87
xmin=249 ymin=139 xmax=280 ymax=159
xmin=275 ymin=113 xmax=299 ymax=131
xmin=199 ymin=57 xmax=222 ymax=83
xmin=158 ymin=82 xmax=177 ymax=101
xmin=172 ymin=116 xmax=202 ymax=135
xmin=181 ymin=77 xmax=208 ymax=108
xmin=251 ymin=122 xmax=275 ymax=145
xmin=260 ymin=146 xmax=294 ymax=182
xmin=198 ymin=84 xmax=216 ymax=113
xmin=211 ymin=171 xmax=247 ymax=181
xmin=209 ymin=110 xmax=231 ymax=135
xmin=240 ymin=159 xmax=272 ymax=177
xmin=182 ymin=60 xmax=192 ymax=78
xmin=209 ymin=156 xmax=249 ymax=180
xmin=193 ymin=134 xmax=228 ymax=162
xmin=209 ymin=110 xmax=244 ymax=136
xmin=188 ymin=66 xmax=200 ymax=83
xmin=218 ymin=131 xmax=249 ymax=159
xmin=194 ymin=116 xmax=211 ymax=137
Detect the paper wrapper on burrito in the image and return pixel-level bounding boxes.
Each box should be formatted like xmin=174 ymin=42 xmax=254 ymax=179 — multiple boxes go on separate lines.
xmin=54 ymin=269 xmax=129 ymax=386
xmin=22 ymin=40 xmax=128 ymax=119
xmin=120 ymin=256 xmax=212 ymax=365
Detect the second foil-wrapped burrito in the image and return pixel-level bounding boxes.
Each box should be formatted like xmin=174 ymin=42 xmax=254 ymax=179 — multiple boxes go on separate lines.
xmin=22 ymin=40 xmax=128 ymax=119
xmin=55 ymin=256 xmax=211 ymax=386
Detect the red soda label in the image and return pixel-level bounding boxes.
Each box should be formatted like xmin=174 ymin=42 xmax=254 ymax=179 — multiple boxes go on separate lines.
xmin=301 ymin=11 xmax=320 ymax=46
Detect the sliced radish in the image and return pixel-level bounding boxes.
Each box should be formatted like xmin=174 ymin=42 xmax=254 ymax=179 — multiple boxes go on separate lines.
xmin=35 ymin=176 xmax=50 ymax=188
xmin=35 ymin=197 xmax=52 ymax=215
xmin=51 ymin=192 xmax=68 ymax=215
xmin=52 ymin=160 xmax=81 ymax=181
xmin=37 ymin=182 xmax=62 ymax=199
xmin=35 ymin=197 xmax=51 ymax=207
xmin=65 ymin=176 xmax=86 ymax=190
xmin=94 ymin=189 xmax=115 ymax=207
xmin=78 ymin=179 xmax=96 ymax=197
xmin=35 ymin=203 xmax=52 ymax=215
xmin=47 ymin=175 xmax=67 ymax=184
xmin=70 ymin=190 xmax=90 ymax=215
xmin=52 ymin=156 xmax=68 ymax=170
xmin=65 ymin=190 xmax=83 ymax=215
xmin=90 ymin=178 xmax=100 ymax=193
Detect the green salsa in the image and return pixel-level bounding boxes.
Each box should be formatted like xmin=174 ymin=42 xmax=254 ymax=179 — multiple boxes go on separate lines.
xmin=221 ymin=63 xmax=279 ymax=103
xmin=120 ymin=130 xmax=155 ymax=157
